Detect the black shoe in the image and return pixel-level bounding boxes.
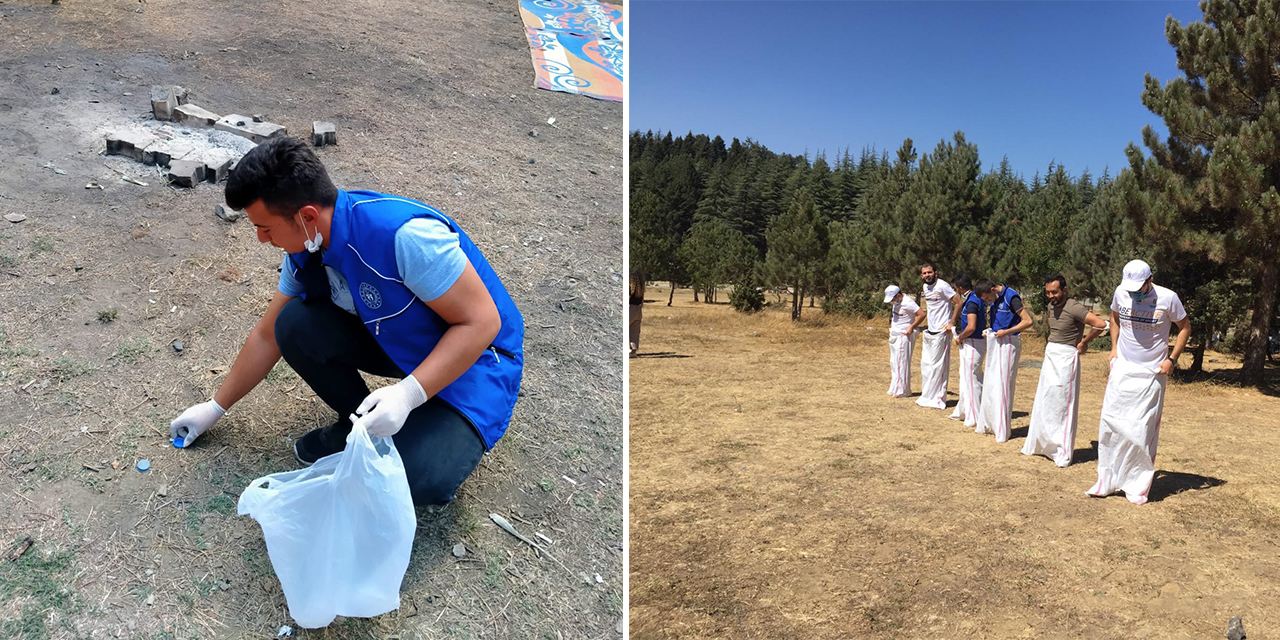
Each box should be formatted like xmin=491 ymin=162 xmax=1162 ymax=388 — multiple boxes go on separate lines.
xmin=293 ymin=422 xmax=350 ymax=466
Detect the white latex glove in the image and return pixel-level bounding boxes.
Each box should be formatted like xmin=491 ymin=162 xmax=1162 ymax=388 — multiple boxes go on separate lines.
xmin=352 ymin=376 xmax=428 ymax=437
xmin=169 ymin=399 xmax=226 ymax=448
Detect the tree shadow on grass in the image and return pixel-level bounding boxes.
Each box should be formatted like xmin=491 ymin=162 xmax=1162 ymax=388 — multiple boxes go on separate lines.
xmin=1171 ymin=362 xmax=1280 ymax=399
xmin=1148 ymin=471 xmax=1227 ymax=502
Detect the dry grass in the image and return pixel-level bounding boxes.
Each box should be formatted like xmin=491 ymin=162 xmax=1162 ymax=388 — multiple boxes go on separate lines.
xmin=630 ymin=286 xmax=1280 ymax=640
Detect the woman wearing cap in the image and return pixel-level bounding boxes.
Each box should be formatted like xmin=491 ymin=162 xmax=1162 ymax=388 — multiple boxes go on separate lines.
xmin=1087 ymin=260 xmax=1190 ymax=505
xmin=884 ymin=285 xmax=925 ymax=398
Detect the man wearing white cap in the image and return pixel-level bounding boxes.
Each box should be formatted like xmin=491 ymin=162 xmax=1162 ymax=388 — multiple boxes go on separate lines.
xmin=884 ymin=285 xmax=926 ymax=398
xmin=915 ymin=262 xmax=960 ymax=409
xmin=1087 ymin=259 xmax=1190 ymax=505
xmin=1022 ymin=274 xmax=1108 ymax=467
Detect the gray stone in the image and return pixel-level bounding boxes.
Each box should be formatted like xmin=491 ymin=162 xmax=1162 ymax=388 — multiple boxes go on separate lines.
xmin=1227 ymin=616 xmax=1245 ymax=640
xmin=214 ymin=204 xmax=244 ymax=223
xmin=150 ymin=85 xmax=178 ymax=121
xmin=166 ymin=160 xmax=205 ymax=188
xmin=452 ymin=543 xmax=466 ymax=558
xmin=106 ymin=130 xmax=157 ymax=162
xmin=172 ymin=103 xmax=219 ymax=127
xmin=311 ymin=121 xmax=337 ymax=147
xmin=172 ymin=341 xmax=183 ymax=353
xmin=214 ymin=114 xmax=286 ymax=144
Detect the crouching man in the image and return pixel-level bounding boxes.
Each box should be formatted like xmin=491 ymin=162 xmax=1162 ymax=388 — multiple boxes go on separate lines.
xmin=169 ymin=137 xmax=525 ymax=506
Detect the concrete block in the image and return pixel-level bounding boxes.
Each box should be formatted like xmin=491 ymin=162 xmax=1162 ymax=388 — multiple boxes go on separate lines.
xmin=150 ymin=86 xmax=177 ymax=121
xmin=106 ymin=130 xmax=157 ymax=162
xmin=172 ymin=103 xmax=219 ymax=127
xmin=143 ymin=140 xmax=197 ymax=168
xmin=214 ymin=114 xmax=286 ymax=144
xmin=311 ymin=121 xmax=337 ymax=147
xmin=167 ymin=160 xmax=205 ymax=188
xmin=150 ymin=85 xmax=190 ymax=120
xmin=200 ymin=149 xmax=238 ymax=182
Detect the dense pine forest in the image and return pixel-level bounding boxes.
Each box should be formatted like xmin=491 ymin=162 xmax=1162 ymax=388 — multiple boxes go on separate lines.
xmin=629 ymin=0 xmax=1280 ymax=383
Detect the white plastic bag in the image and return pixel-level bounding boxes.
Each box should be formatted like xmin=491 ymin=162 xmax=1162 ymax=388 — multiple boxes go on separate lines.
xmin=237 ymin=423 xmax=416 ymax=629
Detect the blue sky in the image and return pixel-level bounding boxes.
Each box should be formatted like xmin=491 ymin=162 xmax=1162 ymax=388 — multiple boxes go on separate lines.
xmin=628 ymin=1 xmax=1204 ymax=180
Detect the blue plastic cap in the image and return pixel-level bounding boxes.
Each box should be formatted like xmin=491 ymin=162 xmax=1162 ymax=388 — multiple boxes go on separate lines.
xmin=172 ymin=437 xmax=184 ymax=448
xmin=137 ymin=459 xmax=151 ymax=472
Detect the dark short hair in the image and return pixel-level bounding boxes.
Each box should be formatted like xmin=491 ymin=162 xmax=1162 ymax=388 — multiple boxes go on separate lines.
xmin=1044 ymin=274 xmax=1067 ymax=290
xmin=920 ymin=261 xmax=937 ymax=272
xmin=974 ymin=279 xmax=995 ymax=296
xmin=225 ymin=137 xmax=338 ymax=216
xmin=953 ymin=273 xmax=973 ymax=292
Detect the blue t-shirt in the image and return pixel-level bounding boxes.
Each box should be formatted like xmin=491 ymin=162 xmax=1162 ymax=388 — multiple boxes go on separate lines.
xmin=277 ymin=217 xmax=467 ymax=313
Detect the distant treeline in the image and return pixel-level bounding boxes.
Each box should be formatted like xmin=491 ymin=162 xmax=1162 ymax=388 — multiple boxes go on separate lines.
xmin=628 ymin=0 xmax=1280 ymax=385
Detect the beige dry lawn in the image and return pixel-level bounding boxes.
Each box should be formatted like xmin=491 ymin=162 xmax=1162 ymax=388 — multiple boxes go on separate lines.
xmin=630 ymin=286 xmax=1280 ymax=640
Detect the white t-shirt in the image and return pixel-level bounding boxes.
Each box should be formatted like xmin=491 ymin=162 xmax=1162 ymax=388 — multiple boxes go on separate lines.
xmin=921 ymin=279 xmax=957 ymax=333
xmin=1111 ymin=284 xmax=1187 ymax=369
xmin=891 ymin=296 xmax=920 ymax=335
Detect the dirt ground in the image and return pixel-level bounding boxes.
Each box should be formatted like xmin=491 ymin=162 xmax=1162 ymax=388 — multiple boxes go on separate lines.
xmin=0 ymin=1 xmax=622 ymax=638
xmin=629 ymin=286 xmax=1280 ymax=640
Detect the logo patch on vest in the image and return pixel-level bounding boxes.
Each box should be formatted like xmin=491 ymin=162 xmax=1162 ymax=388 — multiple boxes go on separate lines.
xmin=358 ymin=282 xmax=383 ymax=310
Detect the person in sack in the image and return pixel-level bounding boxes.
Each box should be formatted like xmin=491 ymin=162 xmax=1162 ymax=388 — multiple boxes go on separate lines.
xmin=974 ymin=278 xmax=1032 ymax=442
xmin=948 ymin=274 xmax=986 ymax=427
xmin=629 ymin=279 xmax=643 ymax=358
xmin=916 ymin=262 xmax=960 ymax=410
xmin=169 ymin=137 xmax=524 ymax=506
xmin=884 ymin=284 xmax=925 ymax=398
xmin=1087 ymin=260 xmax=1189 ymax=505
xmin=1021 ymin=274 xmax=1108 ymax=467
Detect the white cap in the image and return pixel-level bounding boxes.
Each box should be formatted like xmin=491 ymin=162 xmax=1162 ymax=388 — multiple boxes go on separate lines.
xmin=1121 ymin=259 xmax=1152 ymax=291
xmin=883 ymin=285 xmax=901 ymax=303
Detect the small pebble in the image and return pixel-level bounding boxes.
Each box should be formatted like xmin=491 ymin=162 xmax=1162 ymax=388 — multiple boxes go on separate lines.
xmin=136 ymin=459 xmax=150 ymax=472
xmin=74 ymin=263 xmax=83 ymax=271
xmin=529 ymin=129 xmax=538 ymax=137
xmin=528 ymin=158 xmax=535 ymax=164
xmin=51 ymin=87 xmax=60 ymax=94
xmin=452 ymin=543 xmax=466 ymax=558
xmin=172 ymin=340 xmax=183 ymax=353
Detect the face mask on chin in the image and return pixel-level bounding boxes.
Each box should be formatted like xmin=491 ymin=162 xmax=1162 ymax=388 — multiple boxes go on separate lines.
xmin=1129 ymin=289 xmax=1149 ymax=303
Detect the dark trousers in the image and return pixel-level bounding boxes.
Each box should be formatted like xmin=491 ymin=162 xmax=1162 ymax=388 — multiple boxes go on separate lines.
xmin=274 ymin=297 xmax=486 ymax=506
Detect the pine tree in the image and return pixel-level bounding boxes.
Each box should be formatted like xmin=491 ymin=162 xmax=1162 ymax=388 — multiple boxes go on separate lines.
xmin=765 ymin=189 xmax=828 ymax=320
xmin=1135 ymin=0 xmax=1280 ymax=384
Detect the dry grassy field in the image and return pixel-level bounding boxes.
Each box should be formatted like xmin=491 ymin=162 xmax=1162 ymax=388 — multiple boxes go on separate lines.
xmin=630 ymin=285 xmax=1280 ymax=640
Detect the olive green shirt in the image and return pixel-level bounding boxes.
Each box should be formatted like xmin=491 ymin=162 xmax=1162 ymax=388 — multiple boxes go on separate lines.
xmin=1047 ymin=298 xmax=1091 ymax=345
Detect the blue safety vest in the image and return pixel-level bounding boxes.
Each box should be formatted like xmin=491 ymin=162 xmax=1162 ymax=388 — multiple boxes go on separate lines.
xmin=989 ymin=284 xmax=1022 ymax=334
xmin=959 ymin=291 xmax=987 ymax=336
xmin=287 ymin=189 xmax=524 ymax=449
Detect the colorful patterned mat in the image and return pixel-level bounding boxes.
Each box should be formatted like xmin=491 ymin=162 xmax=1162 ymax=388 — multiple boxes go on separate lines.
xmin=519 ymin=0 xmax=623 ymax=102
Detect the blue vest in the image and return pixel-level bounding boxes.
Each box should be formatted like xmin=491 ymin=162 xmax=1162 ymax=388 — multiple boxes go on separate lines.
xmin=959 ymin=291 xmax=987 ymax=336
xmin=990 ymin=285 xmax=1021 ymax=334
xmin=288 ymin=189 xmax=524 ymax=449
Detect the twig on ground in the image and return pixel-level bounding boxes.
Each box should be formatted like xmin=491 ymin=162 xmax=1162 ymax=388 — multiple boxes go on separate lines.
xmin=7 ymin=536 xmax=33 ymax=562
xmin=489 ymin=513 xmax=574 ymax=578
